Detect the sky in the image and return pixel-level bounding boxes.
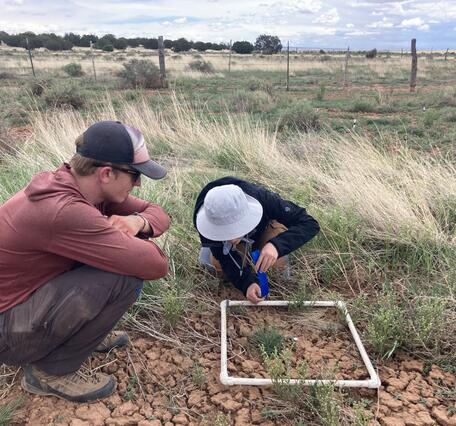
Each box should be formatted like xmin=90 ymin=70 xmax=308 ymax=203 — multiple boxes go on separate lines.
xmin=1 ymin=0 xmax=456 ymax=50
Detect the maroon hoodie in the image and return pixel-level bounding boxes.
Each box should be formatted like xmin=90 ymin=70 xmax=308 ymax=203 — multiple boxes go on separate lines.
xmin=0 ymin=164 xmax=170 ymax=313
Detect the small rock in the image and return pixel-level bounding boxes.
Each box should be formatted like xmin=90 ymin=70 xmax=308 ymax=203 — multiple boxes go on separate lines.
xmin=380 ymin=417 xmax=406 ymax=426
xmin=237 ymin=323 xmax=251 ymax=337
xmin=74 ymin=402 xmax=111 ymax=425
xmin=70 ymin=421 xmax=90 ymax=426
xmin=428 ymin=365 xmax=446 ymax=383
xmin=241 ymin=360 xmax=261 ymax=371
xmin=380 ymin=392 xmax=403 ymax=412
xmin=235 ymin=407 xmax=251 ymax=425
xmin=415 ymin=411 xmax=436 ymax=426
xmin=145 ymin=350 xmax=160 ymax=361
xmin=188 ymin=390 xmax=205 ymax=407
xmin=402 ymin=360 xmax=425 ymax=374
xmin=432 ymin=406 xmax=455 ymax=426
xmin=387 ymin=377 xmax=409 ymax=391
xmin=138 ymin=421 xmax=161 ymax=426
xmin=172 ymin=413 xmax=188 ymax=425
xmin=211 ymin=392 xmax=243 ymax=411
xmin=111 ymin=401 xmax=139 ymax=418
xmin=402 ymin=392 xmax=421 ymax=404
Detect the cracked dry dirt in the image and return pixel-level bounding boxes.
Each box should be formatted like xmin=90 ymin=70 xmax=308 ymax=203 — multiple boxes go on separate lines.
xmin=1 ymin=288 xmax=455 ymax=426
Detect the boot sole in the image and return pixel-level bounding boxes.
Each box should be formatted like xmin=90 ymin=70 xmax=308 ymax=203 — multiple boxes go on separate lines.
xmin=21 ymin=376 xmax=116 ymax=403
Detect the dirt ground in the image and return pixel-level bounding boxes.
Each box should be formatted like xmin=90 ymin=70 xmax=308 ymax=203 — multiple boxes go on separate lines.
xmin=1 ymin=287 xmax=455 ymax=426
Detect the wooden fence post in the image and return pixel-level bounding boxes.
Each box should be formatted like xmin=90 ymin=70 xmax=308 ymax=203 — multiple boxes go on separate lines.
xmin=343 ymin=46 xmax=350 ymax=87
xmin=410 ymin=39 xmax=417 ymax=93
xmin=158 ymin=36 xmax=167 ymax=88
xmin=286 ymin=41 xmax=290 ymax=92
xmin=444 ymin=48 xmax=449 ymax=61
xmin=90 ymin=41 xmax=97 ymax=82
xmin=26 ymin=37 xmax=36 ymax=77
xmin=228 ymin=40 xmax=232 ymax=73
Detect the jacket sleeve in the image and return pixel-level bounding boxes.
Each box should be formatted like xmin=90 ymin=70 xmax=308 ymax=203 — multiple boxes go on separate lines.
xmin=209 ymin=244 xmax=258 ymax=296
xmin=102 ymin=195 xmax=171 ymax=237
xmin=258 ymin=188 xmax=320 ymax=258
xmin=48 ymin=201 xmax=168 ymax=280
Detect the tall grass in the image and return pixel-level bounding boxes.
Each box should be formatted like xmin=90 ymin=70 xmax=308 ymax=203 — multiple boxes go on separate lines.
xmin=1 ymin=94 xmax=455 ymax=362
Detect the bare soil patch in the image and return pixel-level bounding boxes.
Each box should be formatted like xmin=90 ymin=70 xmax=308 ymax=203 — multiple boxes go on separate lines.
xmin=1 ymin=290 xmax=455 ymax=425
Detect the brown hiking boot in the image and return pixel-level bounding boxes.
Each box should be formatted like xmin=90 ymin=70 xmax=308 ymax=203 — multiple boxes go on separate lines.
xmin=21 ymin=365 xmax=115 ymax=402
xmin=94 ymin=330 xmax=129 ymax=353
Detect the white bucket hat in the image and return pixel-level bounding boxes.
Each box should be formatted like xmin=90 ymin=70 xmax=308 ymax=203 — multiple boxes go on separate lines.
xmin=196 ymin=184 xmax=263 ymax=241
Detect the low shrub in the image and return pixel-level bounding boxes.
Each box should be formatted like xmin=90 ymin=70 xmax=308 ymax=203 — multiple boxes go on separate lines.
xmin=118 ymin=59 xmax=162 ymax=89
xmin=188 ymin=59 xmax=215 ymax=73
xmin=278 ymin=99 xmax=321 ymax=132
xmin=225 ymin=89 xmax=274 ymax=113
xmin=28 ymin=79 xmax=47 ymax=96
xmin=103 ymin=44 xmax=114 ymax=52
xmin=44 ymin=83 xmax=85 ymax=109
xmin=0 ymin=71 xmax=14 ymax=79
xmin=348 ymin=97 xmax=376 ymax=113
xmin=62 ymin=62 xmax=84 ymax=77
xmin=246 ymin=77 xmax=273 ymax=95
xmin=366 ymin=292 xmax=405 ymax=357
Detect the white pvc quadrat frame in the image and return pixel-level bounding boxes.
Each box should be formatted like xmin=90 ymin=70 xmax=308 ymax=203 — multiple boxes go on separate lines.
xmin=220 ymin=300 xmax=381 ymax=389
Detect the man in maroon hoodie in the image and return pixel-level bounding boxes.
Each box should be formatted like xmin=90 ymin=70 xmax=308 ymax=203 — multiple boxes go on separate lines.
xmin=0 ymin=121 xmax=170 ymax=402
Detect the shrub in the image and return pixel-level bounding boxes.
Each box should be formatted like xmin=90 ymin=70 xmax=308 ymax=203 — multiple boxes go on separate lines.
xmin=28 ymin=79 xmax=48 ymax=96
xmin=315 ymin=84 xmax=326 ymax=101
xmin=246 ymin=77 xmax=273 ymax=95
xmin=320 ymin=55 xmax=332 ymax=62
xmin=225 ymin=90 xmax=274 ymax=113
xmin=188 ymin=59 xmax=215 ymax=73
xmin=118 ymin=59 xmax=162 ymax=89
xmin=366 ymin=292 xmax=405 ymax=357
xmin=103 ymin=44 xmax=114 ymax=52
xmin=279 ymin=99 xmax=321 ymax=132
xmin=0 ymin=71 xmax=14 ymax=79
xmin=422 ymin=110 xmax=439 ymax=128
xmin=365 ymin=48 xmax=377 ymax=59
xmin=62 ymin=62 xmax=84 ymax=77
xmin=349 ymin=97 xmax=376 ymax=113
xmin=44 ymin=83 xmax=85 ymax=109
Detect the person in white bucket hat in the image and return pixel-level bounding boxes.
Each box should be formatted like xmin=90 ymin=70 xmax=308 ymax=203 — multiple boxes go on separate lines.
xmin=194 ymin=177 xmax=320 ymax=303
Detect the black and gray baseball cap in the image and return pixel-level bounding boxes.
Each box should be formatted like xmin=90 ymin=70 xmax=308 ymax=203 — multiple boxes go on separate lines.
xmin=77 ymin=120 xmax=166 ymax=180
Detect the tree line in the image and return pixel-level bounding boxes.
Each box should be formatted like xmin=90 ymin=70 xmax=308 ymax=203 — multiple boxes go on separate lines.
xmin=0 ymin=31 xmax=283 ymax=54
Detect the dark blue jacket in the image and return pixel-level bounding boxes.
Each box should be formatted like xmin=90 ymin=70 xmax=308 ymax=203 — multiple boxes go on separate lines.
xmin=193 ymin=177 xmax=320 ymax=295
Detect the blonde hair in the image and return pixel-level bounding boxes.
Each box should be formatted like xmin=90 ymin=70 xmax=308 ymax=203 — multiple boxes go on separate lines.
xmin=69 ymin=134 xmax=128 ymax=176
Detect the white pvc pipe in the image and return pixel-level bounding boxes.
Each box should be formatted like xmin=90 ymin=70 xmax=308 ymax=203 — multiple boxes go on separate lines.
xmin=220 ymin=300 xmax=381 ymax=389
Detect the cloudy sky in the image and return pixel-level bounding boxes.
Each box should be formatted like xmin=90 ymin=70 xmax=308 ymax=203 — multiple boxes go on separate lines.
xmin=1 ymin=0 xmax=455 ymax=50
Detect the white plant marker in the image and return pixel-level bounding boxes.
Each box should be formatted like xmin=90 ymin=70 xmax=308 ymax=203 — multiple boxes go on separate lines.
xmin=220 ymin=300 xmax=381 ymax=389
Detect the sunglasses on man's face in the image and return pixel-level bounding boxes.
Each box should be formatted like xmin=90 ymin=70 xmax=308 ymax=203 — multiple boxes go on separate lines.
xmin=94 ymin=163 xmax=141 ymax=183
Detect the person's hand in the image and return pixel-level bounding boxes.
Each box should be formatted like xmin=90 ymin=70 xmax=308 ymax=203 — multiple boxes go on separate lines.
xmin=107 ymin=215 xmax=144 ymax=236
xmin=254 ymin=242 xmax=278 ymax=273
xmin=246 ymin=283 xmax=264 ymax=304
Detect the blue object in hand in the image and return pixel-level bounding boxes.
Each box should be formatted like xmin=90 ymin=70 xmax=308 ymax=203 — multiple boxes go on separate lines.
xmin=251 ymin=249 xmax=269 ymax=298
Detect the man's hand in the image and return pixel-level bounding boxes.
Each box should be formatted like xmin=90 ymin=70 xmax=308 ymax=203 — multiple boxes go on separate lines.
xmin=107 ymin=215 xmax=145 ymax=236
xmin=246 ymin=283 xmax=264 ymax=304
xmin=254 ymin=242 xmax=278 ymax=273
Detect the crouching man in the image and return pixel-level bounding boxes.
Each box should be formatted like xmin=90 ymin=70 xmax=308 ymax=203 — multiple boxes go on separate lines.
xmin=194 ymin=177 xmax=319 ymax=303
xmin=0 ymin=121 xmax=170 ymax=402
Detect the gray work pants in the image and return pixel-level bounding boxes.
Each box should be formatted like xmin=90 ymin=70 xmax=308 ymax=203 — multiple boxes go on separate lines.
xmin=0 ymin=265 xmax=142 ymax=375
